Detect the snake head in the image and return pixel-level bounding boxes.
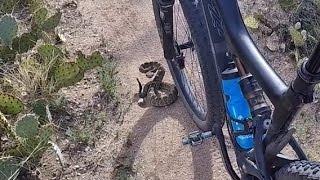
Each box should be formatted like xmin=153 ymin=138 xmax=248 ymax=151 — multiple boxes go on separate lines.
xmin=137 ymin=98 xmax=147 ymax=108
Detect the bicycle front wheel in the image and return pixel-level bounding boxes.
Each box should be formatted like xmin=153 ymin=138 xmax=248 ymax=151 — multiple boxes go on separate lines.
xmin=152 ymin=0 xmax=227 ymax=131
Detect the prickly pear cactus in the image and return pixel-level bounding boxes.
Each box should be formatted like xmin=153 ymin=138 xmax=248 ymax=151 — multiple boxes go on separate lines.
xmin=15 ymin=114 xmax=39 ymax=139
xmin=88 ymin=51 xmax=104 ymax=67
xmin=28 ymin=0 xmax=45 ymax=13
xmin=0 ymin=46 xmax=16 ymax=63
xmin=53 ymin=62 xmax=81 ymax=89
xmin=0 ymin=112 xmax=17 ymax=139
xmin=12 ymin=31 xmax=38 ymax=53
xmin=37 ymin=44 xmax=63 ymax=63
xmin=9 ymin=123 xmax=53 ymax=157
xmin=0 ymin=15 xmax=18 ymax=47
xmin=41 ymin=12 xmax=62 ymax=32
xmin=0 ymin=0 xmax=16 ymax=14
xmin=32 ymin=99 xmax=47 ymax=120
xmin=0 ymin=93 xmax=24 ymax=115
xmin=76 ymin=51 xmax=88 ymax=70
xmin=0 ymin=157 xmax=20 ymax=180
xmin=33 ymin=7 xmax=48 ymax=25
xmin=76 ymin=51 xmax=104 ymax=71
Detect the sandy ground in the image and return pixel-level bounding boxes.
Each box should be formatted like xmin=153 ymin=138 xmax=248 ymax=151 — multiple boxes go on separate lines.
xmin=42 ymin=0 xmax=233 ymax=179
xmin=39 ymin=0 xmax=320 ymax=179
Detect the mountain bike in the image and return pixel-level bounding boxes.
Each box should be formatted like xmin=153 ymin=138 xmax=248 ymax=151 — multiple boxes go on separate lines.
xmin=152 ymin=0 xmax=320 ymax=179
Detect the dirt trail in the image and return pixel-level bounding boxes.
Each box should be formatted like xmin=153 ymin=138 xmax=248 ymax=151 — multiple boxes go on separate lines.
xmin=43 ymin=0 xmax=320 ymax=179
xmin=46 ymin=0 xmax=235 ymax=179
xmin=101 ymin=0 xmax=232 ymax=179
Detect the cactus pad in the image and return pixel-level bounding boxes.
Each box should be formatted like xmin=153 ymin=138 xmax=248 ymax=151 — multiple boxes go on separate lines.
xmin=33 ymin=7 xmax=48 ymax=25
xmin=0 ymin=0 xmax=15 ymax=14
xmin=0 ymin=157 xmax=20 ymax=180
xmin=28 ymin=0 xmax=45 ymax=13
xmin=0 ymin=93 xmax=24 ymax=115
xmin=77 ymin=51 xmax=103 ymax=71
xmin=37 ymin=44 xmax=63 ymax=62
xmin=32 ymin=99 xmax=47 ymax=119
xmin=12 ymin=32 xmax=38 ymax=53
xmin=41 ymin=11 xmax=62 ymax=32
xmin=0 ymin=15 xmax=18 ymax=47
xmin=89 ymin=51 xmax=104 ymax=67
xmin=0 ymin=46 xmax=16 ymax=63
xmin=53 ymin=62 xmax=82 ymax=89
xmin=18 ymin=124 xmax=52 ymax=156
xmin=15 ymin=114 xmax=39 ymax=138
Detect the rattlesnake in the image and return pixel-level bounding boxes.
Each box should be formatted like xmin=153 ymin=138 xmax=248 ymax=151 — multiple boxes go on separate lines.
xmin=137 ymin=62 xmax=178 ymax=107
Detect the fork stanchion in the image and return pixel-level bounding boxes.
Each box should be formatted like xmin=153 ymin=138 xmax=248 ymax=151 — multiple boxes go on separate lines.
xmin=305 ymin=42 xmax=320 ymax=74
xmin=265 ymin=42 xmax=320 ymax=148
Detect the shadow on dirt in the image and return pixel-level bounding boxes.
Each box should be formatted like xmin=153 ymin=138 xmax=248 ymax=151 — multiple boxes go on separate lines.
xmin=113 ymin=99 xmax=218 ymax=180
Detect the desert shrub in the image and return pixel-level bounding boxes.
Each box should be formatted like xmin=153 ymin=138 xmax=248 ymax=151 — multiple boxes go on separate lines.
xmin=0 ymin=1 xmax=108 ymax=179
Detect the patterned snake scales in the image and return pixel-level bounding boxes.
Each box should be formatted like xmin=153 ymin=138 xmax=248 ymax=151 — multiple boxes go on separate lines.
xmin=137 ymin=62 xmax=178 ymax=107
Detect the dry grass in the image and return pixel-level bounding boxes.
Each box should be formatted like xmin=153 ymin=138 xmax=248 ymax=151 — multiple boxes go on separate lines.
xmin=0 ymin=55 xmax=58 ymax=101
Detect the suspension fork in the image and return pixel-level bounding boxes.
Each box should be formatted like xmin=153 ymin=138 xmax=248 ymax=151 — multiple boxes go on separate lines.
xmin=156 ymin=0 xmax=175 ymax=60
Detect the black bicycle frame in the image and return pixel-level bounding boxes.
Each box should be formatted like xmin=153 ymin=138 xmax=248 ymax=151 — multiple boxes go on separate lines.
xmin=212 ymin=0 xmax=320 ymax=140
xmin=158 ymin=0 xmax=320 ymax=179
xmin=200 ymin=0 xmax=320 ymax=179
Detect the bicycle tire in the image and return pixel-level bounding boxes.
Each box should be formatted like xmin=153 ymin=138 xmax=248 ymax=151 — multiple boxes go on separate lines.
xmin=152 ymin=0 xmax=226 ymax=131
xmin=275 ymin=160 xmax=320 ymax=179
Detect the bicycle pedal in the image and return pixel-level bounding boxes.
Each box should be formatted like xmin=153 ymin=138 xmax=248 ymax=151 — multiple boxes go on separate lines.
xmin=182 ymin=131 xmax=214 ymax=146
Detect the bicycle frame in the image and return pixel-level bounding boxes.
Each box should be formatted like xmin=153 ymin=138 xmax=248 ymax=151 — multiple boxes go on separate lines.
xmin=158 ymin=0 xmax=320 ymax=179
xmin=201 ymin=0 xmax=320 ymax=179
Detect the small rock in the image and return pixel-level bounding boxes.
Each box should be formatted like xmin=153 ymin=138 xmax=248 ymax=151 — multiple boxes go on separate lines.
xmin=85 ymin=146 xmax=91 ymax=152
xmin=295 ymin=22 xmax=302 ymax=30
xmin=266 ymin=33 xmax=280 ymax=52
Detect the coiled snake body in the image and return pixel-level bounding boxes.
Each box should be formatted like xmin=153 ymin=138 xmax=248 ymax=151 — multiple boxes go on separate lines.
xmin=137 ymin=62 xmax=178 ymax=107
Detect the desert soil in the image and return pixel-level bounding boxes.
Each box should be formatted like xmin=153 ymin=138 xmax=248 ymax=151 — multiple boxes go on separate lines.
xmin=38 ymin=0 xmax=320 ymax=179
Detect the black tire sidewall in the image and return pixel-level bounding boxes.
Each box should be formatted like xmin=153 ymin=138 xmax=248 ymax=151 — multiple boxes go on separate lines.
xmin=153 ymin=0 xmax=226 ymax=131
